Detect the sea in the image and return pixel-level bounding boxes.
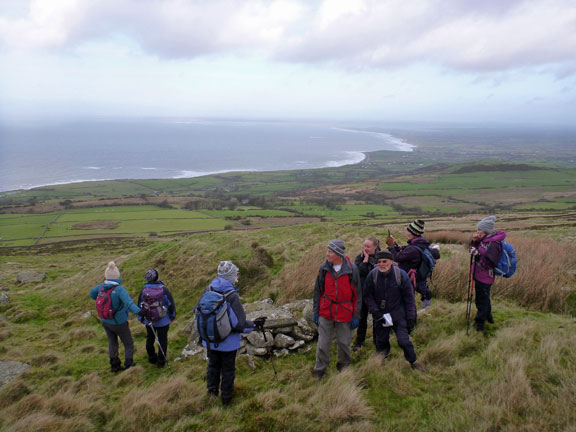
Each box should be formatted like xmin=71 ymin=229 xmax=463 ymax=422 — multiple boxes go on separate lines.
xmin=0 ymin=118 xmax=414 ymax=193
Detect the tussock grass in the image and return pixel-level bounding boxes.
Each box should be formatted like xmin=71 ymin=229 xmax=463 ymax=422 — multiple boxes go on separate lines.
xmin=431 ymin=235 xmax=576 ymax=313
xmin=277 ymin=243 xmax=325 ymax=303
xmin=121 ymin=375 xmax=205 ymax=428
xmin=9 ymin=412 xmax=96 ymax=432
xmin=64 ymin=328 xmax=98 ymax=341
xmin=310 ymin=369 xmax=374 ymax=423
xmin=427 ymin=231 xmax=471 ymax=245
xmin=0 ymin=379 xmax=31 ymax=408
xmin=0 ymin=329 xmax=11 ymax=340
xmin=30 ymin=352 xmax=62 ymax=366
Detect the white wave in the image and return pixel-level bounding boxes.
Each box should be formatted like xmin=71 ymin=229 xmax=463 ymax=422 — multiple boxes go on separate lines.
xmin=83 ymin=166 xmax=102 ymax=170
xmin=324 ymin=151 xmax=366 ymax=168
xmin=173 ymin=167 xmax=260 ymax=179
xmin=332 ymin=127 xmax=415 ymax=152
xmin=141 ymin=167 xmax=158 ymax=170
xmin=2 ymin=178 xmax=112 ymax=192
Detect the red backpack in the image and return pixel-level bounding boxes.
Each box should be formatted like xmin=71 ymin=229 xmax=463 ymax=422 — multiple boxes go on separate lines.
xmin=96 ymin=284 xmax=117 ymax=320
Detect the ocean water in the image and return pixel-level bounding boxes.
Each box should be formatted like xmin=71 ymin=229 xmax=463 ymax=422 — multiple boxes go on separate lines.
xmin=0 ymin=118 xmax=413 ymax=193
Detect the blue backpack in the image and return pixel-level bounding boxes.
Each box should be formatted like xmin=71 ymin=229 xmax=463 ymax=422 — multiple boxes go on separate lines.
xmin=195 ymin=287 xmax=235 ymax=344
xmin=408 ymin=245 xmax=436 ymax=281
xmin=494 ymin=241 xmax=517 ymax=278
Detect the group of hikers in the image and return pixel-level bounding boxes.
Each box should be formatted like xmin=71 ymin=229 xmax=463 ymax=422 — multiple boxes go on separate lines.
xmin=89 ymin=215 xmax=508 ymax=406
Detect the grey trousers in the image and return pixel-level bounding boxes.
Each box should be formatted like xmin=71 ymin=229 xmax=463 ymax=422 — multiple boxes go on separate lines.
xmin=314 ymin=316 xmax=353 ymax=373
xmin=102 ymin=321 xmax=134 ymax=364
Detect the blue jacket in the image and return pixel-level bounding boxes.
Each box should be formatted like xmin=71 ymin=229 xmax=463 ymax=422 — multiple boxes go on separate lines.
xmin=199 ymin=277 xmax=254 ymax=352
xmin=137 ymin=281 xmax=176 ymax=328
xmin=89 ymin=279 xmax=141 ymax=325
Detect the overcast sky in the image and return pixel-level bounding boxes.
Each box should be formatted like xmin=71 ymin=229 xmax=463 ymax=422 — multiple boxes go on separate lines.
xmin=1 ymin=0 xmax=575 ymax=124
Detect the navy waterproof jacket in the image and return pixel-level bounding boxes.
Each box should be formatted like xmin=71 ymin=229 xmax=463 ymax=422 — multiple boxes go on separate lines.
xmin=388 ymin=236 xmax=430 ymax=273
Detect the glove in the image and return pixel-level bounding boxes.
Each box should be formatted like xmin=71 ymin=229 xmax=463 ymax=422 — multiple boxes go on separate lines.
xmin=407 ymin=318 xmax=416 ymax=334
xmin=349 ymin=318 xmax=359 ymax=330
xmin=371 ymin=310 xmax=383 ymax=321
xmin=137 ymin=308 xmax=149 ymax=318
xmin=469 ymin=247 xmax=479 ymax=257
xmin=313 ymin=314 xmax=319 ymax=326
xmin=253 ymin=317 xmax=267 ymax=330
xmin=385 ymin=236 xmax=395 ymax=246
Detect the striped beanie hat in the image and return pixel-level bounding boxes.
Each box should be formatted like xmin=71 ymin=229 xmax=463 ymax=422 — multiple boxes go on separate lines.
xmin=327 ymin=239 xmax=346 ymax=257
xmin=407 ymin=219 xmax=425 ymax=236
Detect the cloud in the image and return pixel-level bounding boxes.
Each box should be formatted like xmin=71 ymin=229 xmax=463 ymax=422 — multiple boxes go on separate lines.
xmin=1 ymin=0 xmax=575 ymax=75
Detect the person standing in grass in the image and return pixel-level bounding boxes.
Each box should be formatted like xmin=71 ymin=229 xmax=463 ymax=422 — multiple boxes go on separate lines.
xmin=199 ymin=261 xmax=255 ymax=406
xmin=363 ymin=250 xmax=426 ymax=371
xmin=386 ymin=219 xmax=434 ymax=309
xmin=352 ymin=236 xmax=380 ymax=352
xmin=313 ymin=239 xmax=362 ymax=379
xmin=137 ymin=269 xmax=176 ymax=368
xmin=470 ymin=215 xmax=505 ymax=332
xmin=89 ymin=261 xmax=147 ymax=372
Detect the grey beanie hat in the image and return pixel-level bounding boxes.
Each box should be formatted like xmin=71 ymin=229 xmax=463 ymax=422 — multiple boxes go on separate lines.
xmin=327 ymin=239 xmax=346 ymax=258
xmin=477 ymin=215 xmax=496 ymax=233
xmin=145 ymin=269 xmax=158 ymax=283
xmin=105 ymin=261 xmax=121 ymax=279
xmin=218 ymin=261 xmax=239 ymax=283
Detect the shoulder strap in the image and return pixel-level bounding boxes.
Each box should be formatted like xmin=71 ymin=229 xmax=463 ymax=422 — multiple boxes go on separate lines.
xmin=393 ymin=266 xmax=401 ymax=286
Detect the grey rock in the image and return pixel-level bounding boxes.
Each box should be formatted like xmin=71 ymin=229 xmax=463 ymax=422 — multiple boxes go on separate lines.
xmin=0 ymin=361 xmax=30 ymax=387
xmin=274 ymin=333 xmax=295 ymax=349
xmin=272 ymin=326 xmax=295 ymax=334
xmin=0 ymin=293 xmax=9 ymax=305
xmin=181 ymin=344 xmax=205 ymax=357
xmin=246 ymin=331 xmax=274 ymax=348
xmin=16 ymin=270 xmax=46 ymax=283
xmin=289 ymin=340 xmax=305 ymax=350
xmin=246 ymin=345 xmax=269 ymax=356
xmin=81 ymin=311 xmax=92 ymax=319
xmin=291 ymin=325 xmax=315 ymax=342
xmin=0 ymin=286 xmax=9 ymax=291
xmin=274 ymin=349 xmax=290 ymax=357
xmin=297 ymin=317 xmax=316 ymax=336
xmin=302 ymin=303 xmax=316 ymax=328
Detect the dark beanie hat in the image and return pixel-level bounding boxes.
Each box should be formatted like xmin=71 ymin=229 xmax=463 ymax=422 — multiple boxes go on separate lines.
xmin=145 ymin=269 xmax=158 ymax=282
xmin=407 ymin=219 xmax=425 ymax=236
xmin=375 ymin=250 xmax=394 ymax=261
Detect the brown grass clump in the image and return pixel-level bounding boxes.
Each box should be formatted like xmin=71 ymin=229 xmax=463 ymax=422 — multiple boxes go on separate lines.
xmin=255 ymin=389 xmax=287 ymax=411
xmin=277 ymin=244 xmax=325 ymax=304
xmin=30 ymin=352 xmax=62 ymax=367
xmin=431 ymin=235 xmax=576 ymax=313
xmin=489 ymin=354 xmax=537 ymax=417
xmin=121 ymin=375 xmax=205 ymax=428
xmin=427 ymin=231 xmax=471 ymax=245
xmin=65 ymin=328 xmax=98 ymax=341
xmin=0 ymin=379 xmax=31 ymax=408
xmin=310 ymin=369 xmax=374 ymax=424
xmin=0 ymin=329 xmax=11 ymax=340
xmin=2 ymin=393 xmax=46 ymax=423
xmin=9 ymin=412 xmax=96 ymax=432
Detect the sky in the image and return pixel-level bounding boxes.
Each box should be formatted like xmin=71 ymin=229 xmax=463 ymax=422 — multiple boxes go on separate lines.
xmin=1 ymin=0 xmax=576 ymax=124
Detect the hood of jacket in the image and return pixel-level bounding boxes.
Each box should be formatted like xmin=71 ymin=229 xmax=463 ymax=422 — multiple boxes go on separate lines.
xmin=408 ymin=236 xmax=430 ymax=249
xmin=102 ymin=279 xmax=122 ymax=291
xmin=210 ymin=277 xmax=237 ymax=293
xmin=320 ymin=256 xmax=354 ymax=276
xmin=482 ymin=230 xmax=506 ymax=243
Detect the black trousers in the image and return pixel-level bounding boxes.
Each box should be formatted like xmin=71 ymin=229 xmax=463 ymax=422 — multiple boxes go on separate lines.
xmin=373 ymin=319 xmax=417 ymax=364
xmin=354 ymin=300 xmax=370 ymax=346
xmin=206 ymin=349 xmax=237 ymax=401
xmin=474 ymin=280 xmax=492 ymax=327
xmin=145 ymin=324 xmax=169 ymax=365
xmin=415 ymin=280 xmax=433 ymax=301
xmin=102 ymin=321 xmax=134 ymax=364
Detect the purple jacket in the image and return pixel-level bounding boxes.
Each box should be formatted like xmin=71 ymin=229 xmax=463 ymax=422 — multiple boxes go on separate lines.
xmin=388 ymin=236 xmax=430 ymax=273
xmin=471 ymin=230 xmax=505 ymax=284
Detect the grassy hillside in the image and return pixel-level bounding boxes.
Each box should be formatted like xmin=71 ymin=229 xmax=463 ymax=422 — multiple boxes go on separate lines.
xmin=1 ymin=215 xmax=575 ymax=431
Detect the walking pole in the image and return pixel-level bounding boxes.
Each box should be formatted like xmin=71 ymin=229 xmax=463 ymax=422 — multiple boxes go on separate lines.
xmin=466 ymin=254 xmax=475 ymax=335
xmin=147 ymin=322 xmax=172 ymax=371
xmin=254 ymin=317 xmax=281 ymax=388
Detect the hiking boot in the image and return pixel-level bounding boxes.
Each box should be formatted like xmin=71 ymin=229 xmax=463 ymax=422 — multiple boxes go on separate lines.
xmin=410 ymin=361 xmax=428 ymax=372
xmin=222 ymin=397 xmax=233 ymax=407
xmin=473 ymin=322 xmax=485 ymax=332
xmin=110 ymin=357 xmax=122 ymax=373
xmin=313 ymin=370 xmax=325 ymax=380
xmin=157 ymin=361 xmax=166 ymax=369
xmin=207 ymin=388 xmax=219 ymax=397
xmin=487 ymin=314 xmax=494 ymax=324
xmin=336 ymin=363 xmax=350 ymax=372
xmin=352 ymin=344 xmax=362 ymax=352
xmin=148 ymin=355 xmax=158 ymax=365
xmin=122 ymin=359 xmax=135 ymax=370
xmin=422 ymin=299 xmax=432 ymax=309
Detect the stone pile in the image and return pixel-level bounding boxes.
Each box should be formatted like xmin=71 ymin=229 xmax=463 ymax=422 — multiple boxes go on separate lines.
xmin=181 ymin=298 xmax=317 ymax=358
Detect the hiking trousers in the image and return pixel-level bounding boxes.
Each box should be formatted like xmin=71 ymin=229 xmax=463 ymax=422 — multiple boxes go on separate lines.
xmin=207 ymin=349 xmax=237 ymax=401
xmin=145 ymin=324 xmax=169 ymax=365
xmin=315 ymin=316 xmax=353 ymax=374
xmin=373 ymin=320 xmax=417 ymax=364
xmin=102 ymin=321 xmax=134 ymax=365
xmin=415 ymin=280 xmax=432 ymax=302
xmin=474 ymin=280 xmax=492 ymax=328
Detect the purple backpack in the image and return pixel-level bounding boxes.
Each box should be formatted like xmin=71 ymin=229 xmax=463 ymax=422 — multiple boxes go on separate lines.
xmin=141 ymin=285 xmax=167 ymax=321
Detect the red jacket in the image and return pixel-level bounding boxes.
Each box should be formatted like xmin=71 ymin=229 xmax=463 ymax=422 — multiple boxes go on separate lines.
xmin=313 ymin=258 xmax=361 ymax=323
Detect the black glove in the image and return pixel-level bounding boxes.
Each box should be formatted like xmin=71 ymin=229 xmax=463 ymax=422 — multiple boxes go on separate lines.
xmin=371 ymin=310 xmax=384 ymax=321
xmin=138 ymin=308 xmax=149 ymax=318
xmin=253 ymin=317 xmax=267 ymax=330
xmin=407 ymin=318 xmax=416 ymax=334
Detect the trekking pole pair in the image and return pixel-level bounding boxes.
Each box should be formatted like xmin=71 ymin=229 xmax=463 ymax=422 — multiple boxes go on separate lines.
xmin=466 ymin=254 xmax=476 ymax=335
xmin=253 ymin=317 xmax=281 ymax=388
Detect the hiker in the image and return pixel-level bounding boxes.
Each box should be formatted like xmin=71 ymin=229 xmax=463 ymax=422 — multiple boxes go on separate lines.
xmin=386 ymin=219 xmax=434 ymax=309
xmin=470 ymin=216 xmax=505 ymax=331
xmin=89 ymin=261 xmax=147 ymax=372
xmin=198 ymin=261 xmax=255 ymax=406
xmin=312 ymin=239 xmax=362 ymax=379
xmin=363 ymin=250 xmax=426 ymax=371
xmin=353 ymin=236 xmax=380 ymax=351
xmin=137 ymin=269 xmax=176 ymax=368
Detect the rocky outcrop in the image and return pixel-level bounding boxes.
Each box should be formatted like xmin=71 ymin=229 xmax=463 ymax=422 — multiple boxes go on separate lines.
xmin=16 ymin=271 xmax=46 ymax=283
xmin=180 ymin=298 xmax=317 ymax=359
xmin=0 ymin=361 xmax=30 ymax=386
